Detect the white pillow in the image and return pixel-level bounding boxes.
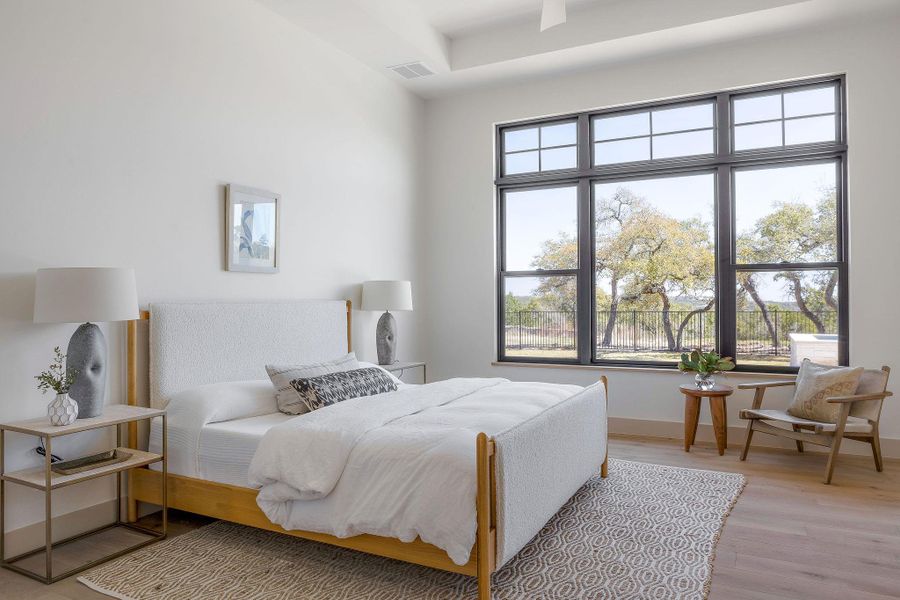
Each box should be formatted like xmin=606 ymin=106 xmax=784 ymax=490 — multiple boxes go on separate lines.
xmin=786 ymin=359 xmax=863 ymax=423
xmin=358 ymin=361 xmax=404 ymax=385
xmin=161 ymin=380 xmax=278 ymax=479
xmin=266 ymin=353 xmax=360 ymax=415
xmin=166 ymin=380 xmax=277 ymax=425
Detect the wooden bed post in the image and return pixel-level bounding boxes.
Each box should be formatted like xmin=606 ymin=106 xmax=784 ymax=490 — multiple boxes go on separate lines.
xmin=126 ymin=310 xmax=149 ymax=522
xmin=600 ymin=375 xmax=609 ymax=479
xmin=346 ymin=300 xmax=352 ymax=352
xmin=475 ymin=433 xmax=496 ymax=600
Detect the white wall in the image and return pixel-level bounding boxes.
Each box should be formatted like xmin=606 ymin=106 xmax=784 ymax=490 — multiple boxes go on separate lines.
xmin=0 ymin=0 xmax=424 ymax=533
xmin=422 ymin=15 xmax=900 ymax=452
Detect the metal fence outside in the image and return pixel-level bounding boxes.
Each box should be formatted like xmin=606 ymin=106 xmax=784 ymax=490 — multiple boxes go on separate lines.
xmin=504 ymin=309 xmax=837 ymax=356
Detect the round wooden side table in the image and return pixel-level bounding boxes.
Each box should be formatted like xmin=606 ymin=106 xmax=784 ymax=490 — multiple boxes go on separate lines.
xmin=679 ymin=383 xmax=734 ymax=456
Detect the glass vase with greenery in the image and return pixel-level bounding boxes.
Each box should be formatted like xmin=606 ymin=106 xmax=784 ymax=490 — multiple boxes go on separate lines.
xmin=678 ymin=349 xmax=735 ymax=390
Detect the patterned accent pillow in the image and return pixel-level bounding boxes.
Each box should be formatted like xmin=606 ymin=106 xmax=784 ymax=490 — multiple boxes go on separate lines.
xmin=266 ymin=353 xmax=359 ymax=415
xmin=290 ymin=367 xmax=398 ymax=412
xmin=786 ymin=359 xmax=864 ymax=423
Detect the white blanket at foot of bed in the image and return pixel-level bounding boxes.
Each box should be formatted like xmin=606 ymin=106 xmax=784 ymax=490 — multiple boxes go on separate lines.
xmin=248 ymin=377 xmax=597 ymax=566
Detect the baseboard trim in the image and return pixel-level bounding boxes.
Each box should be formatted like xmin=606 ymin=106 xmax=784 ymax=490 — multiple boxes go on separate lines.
xmin=2 ymin=498 xmax=119 ymax=558
xmin=609 ymin=416 xmax=900 ymax=458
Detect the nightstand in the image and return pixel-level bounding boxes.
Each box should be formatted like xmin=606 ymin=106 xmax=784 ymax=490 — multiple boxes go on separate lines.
xmin=0 ymin=405 xmax=167 ymax=583
xmin=383 ymin=361 xmax=427 ymax=383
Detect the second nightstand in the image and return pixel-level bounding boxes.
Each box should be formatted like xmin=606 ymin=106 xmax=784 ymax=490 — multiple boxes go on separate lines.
xmin=382 ymin=361 xmax=427 ymax=383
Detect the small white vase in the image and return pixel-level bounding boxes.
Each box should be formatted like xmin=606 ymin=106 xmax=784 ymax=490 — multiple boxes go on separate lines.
xmin=48 ymin=393 xmax=78 ymax=426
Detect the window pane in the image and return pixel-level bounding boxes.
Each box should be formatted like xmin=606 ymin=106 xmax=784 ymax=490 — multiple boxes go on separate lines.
xmin=504 ymin=127 xmax=538 ymax=152
xmin=736 ymin=270 xmax=839 ymax=367
xmin=785 ymin=115 xmax=836 ymax=145
xmin=541 ymin=122 xmax=576 ymax=147
xmin=594 ymin=138 xmax=650 ymax=165
xmin=504 ymin=276 xmax=577 ymax=360
xmin=594 ymin=173 xmax=716 ymax=363
xmin=505 ymin=186 xmax=577 ymax=271
xmin=594 ymin=112 xmax=650 ymax=141
xmin=540 ymin=146 xmax=577 ymax=170
xmin=651 ymin=103 xmax=713 ymax=134
xmin=652 ymin=130 xmax=714 ymax=159
xmin=735 ymin=162 xmax=837 ymax=264
xmin=504 ymin=151 xmax=539 ymax=175
xmin=733 ymin=93 xmax=781 ymax=124
xmin=784 ymin=86 xmax=835 ymax=118
xmin=734 ymin=121 xmax=782 ymax=151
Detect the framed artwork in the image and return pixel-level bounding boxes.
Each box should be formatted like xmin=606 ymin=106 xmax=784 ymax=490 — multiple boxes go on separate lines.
xmin=225 ymin=184 xmax=280 ymax=273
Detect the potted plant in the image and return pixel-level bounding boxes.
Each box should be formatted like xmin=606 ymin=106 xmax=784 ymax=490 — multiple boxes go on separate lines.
xmin=35 ymin=347 xmax=79 ymax=426
xmin=678 ymin=349 xmax=735 ymax=390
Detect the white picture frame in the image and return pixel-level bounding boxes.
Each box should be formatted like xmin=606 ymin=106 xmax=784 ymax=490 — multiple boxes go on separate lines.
xmin=225 ymin=184 xmax=280 ymax=273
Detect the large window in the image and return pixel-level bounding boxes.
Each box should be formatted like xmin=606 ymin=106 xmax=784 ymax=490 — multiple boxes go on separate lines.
xmin=496 ymin=76 xmax=847 ymax=372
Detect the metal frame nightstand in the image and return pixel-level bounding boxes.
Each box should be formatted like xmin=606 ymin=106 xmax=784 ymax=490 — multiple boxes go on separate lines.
xmin=382 ymin=361 xmax=427 ymax=383
xmin=0 ymin=405 xmax=167 ymax=583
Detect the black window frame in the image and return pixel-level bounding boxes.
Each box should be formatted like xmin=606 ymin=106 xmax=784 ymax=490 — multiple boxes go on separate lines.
xmin=495 ymin=75 xmax=848 ymax=373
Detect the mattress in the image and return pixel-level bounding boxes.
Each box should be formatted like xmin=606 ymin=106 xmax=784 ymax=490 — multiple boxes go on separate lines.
xmin=149 ymin=412 xmax=291 ymax=487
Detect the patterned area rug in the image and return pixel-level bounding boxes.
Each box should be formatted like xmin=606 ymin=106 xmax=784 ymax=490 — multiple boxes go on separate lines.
xmin=79 ymin=459 xmax=744 ymax=599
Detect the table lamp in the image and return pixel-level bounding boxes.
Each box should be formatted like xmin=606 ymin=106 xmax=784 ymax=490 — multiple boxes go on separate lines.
xmin=34 ymin=267 xmax=139 ymax=418
xmin=362 ymin=280 xmax=413 ymax=365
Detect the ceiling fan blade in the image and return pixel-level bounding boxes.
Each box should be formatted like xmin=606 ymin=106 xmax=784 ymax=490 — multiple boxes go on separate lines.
xmin=540 ymin=0 xmax=567 ymax=32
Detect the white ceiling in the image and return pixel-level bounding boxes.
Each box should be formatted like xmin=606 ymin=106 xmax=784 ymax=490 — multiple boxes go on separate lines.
xmin=256 ymin=0 xmax=900 ymax=98
xmin=416 ymin=0 xmax=600 ymax=36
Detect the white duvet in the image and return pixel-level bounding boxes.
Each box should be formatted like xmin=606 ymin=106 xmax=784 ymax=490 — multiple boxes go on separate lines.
xmin=247 ymin=377 xmax=584 ymax=565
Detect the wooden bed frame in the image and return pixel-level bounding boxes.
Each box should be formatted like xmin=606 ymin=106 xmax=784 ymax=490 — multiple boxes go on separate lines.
xmin=125 ymin=301 xmax=608 ymax=599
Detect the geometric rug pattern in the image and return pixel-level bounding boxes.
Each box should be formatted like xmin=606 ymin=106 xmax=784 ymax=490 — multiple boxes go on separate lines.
xmin=80 ymin=459 xmax=745 ymax=600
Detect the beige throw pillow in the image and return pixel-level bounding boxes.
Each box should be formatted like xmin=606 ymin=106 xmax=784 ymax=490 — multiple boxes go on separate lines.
xmin=266 ymin=353 xmax=359 ymax=415
xmin=786 ymin=359 xmax=863 ymax=423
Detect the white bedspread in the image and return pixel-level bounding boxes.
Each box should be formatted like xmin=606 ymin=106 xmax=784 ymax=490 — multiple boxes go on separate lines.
xmin=248 ymin=377 xmax=585 ymax=566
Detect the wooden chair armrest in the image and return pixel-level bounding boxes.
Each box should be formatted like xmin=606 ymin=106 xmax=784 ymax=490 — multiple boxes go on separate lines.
xmin=737 ymin=380 xmax=796 ymax=390
xmin=826 ymin=391 xmax=893 ymax=404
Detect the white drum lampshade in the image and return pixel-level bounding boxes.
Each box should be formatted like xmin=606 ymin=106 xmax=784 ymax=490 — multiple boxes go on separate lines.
xmin=34 ymin=267 xmax=139 ymax=419
xmin=361 ymin=280 xmax=413 ymax=365
xmin=34 ymin=267 xmax=139 ymax=324
xmin=361 ymin=280 xmax=413 ymax=312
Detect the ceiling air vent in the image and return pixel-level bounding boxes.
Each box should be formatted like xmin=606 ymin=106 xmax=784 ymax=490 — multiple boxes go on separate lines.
xmin=388 ymin=61 xmax=434 ymax=80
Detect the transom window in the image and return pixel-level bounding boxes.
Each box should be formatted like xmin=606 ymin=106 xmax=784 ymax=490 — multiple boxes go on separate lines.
xmin=502 ymin=120 xmax=578 ymax=175
xmin=592 ymin=101 xmax=715 ymax=164
xmin=733 ymin=82 xmax=839 ymax=151
xmin=496 ymin=76 xmax=847 ymax=372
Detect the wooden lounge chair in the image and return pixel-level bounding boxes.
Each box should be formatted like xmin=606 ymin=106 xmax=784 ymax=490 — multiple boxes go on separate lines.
xmin=738 ymin=366 xmax=892 ymax=484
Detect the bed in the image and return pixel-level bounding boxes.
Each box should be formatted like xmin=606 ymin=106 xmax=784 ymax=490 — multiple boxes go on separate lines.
xmin=126 ymin=300 xmax=607 ymax=600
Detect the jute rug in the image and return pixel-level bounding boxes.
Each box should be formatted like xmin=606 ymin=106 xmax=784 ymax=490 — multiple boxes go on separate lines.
xmin=79 ymin=459 xmax=745 ymax=599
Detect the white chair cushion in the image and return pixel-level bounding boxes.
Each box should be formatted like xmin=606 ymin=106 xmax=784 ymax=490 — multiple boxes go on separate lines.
xmin=740 ymin=408 xmax=873 ymax=434
xmin=786 ymin=359 xmax=863 ymax=423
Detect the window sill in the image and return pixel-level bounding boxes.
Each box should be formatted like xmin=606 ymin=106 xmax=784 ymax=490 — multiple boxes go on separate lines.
xmin=491 ymin=360 xmax=796 ymax=378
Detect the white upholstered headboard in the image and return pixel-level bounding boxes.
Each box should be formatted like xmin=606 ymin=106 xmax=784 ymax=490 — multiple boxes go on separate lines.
xmin=146 ymin=300 xmax=350 ymax=408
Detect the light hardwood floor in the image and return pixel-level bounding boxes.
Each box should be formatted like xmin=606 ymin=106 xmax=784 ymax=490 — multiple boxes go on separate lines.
xmin=2 ymin=435 xmax=898 ymax=599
